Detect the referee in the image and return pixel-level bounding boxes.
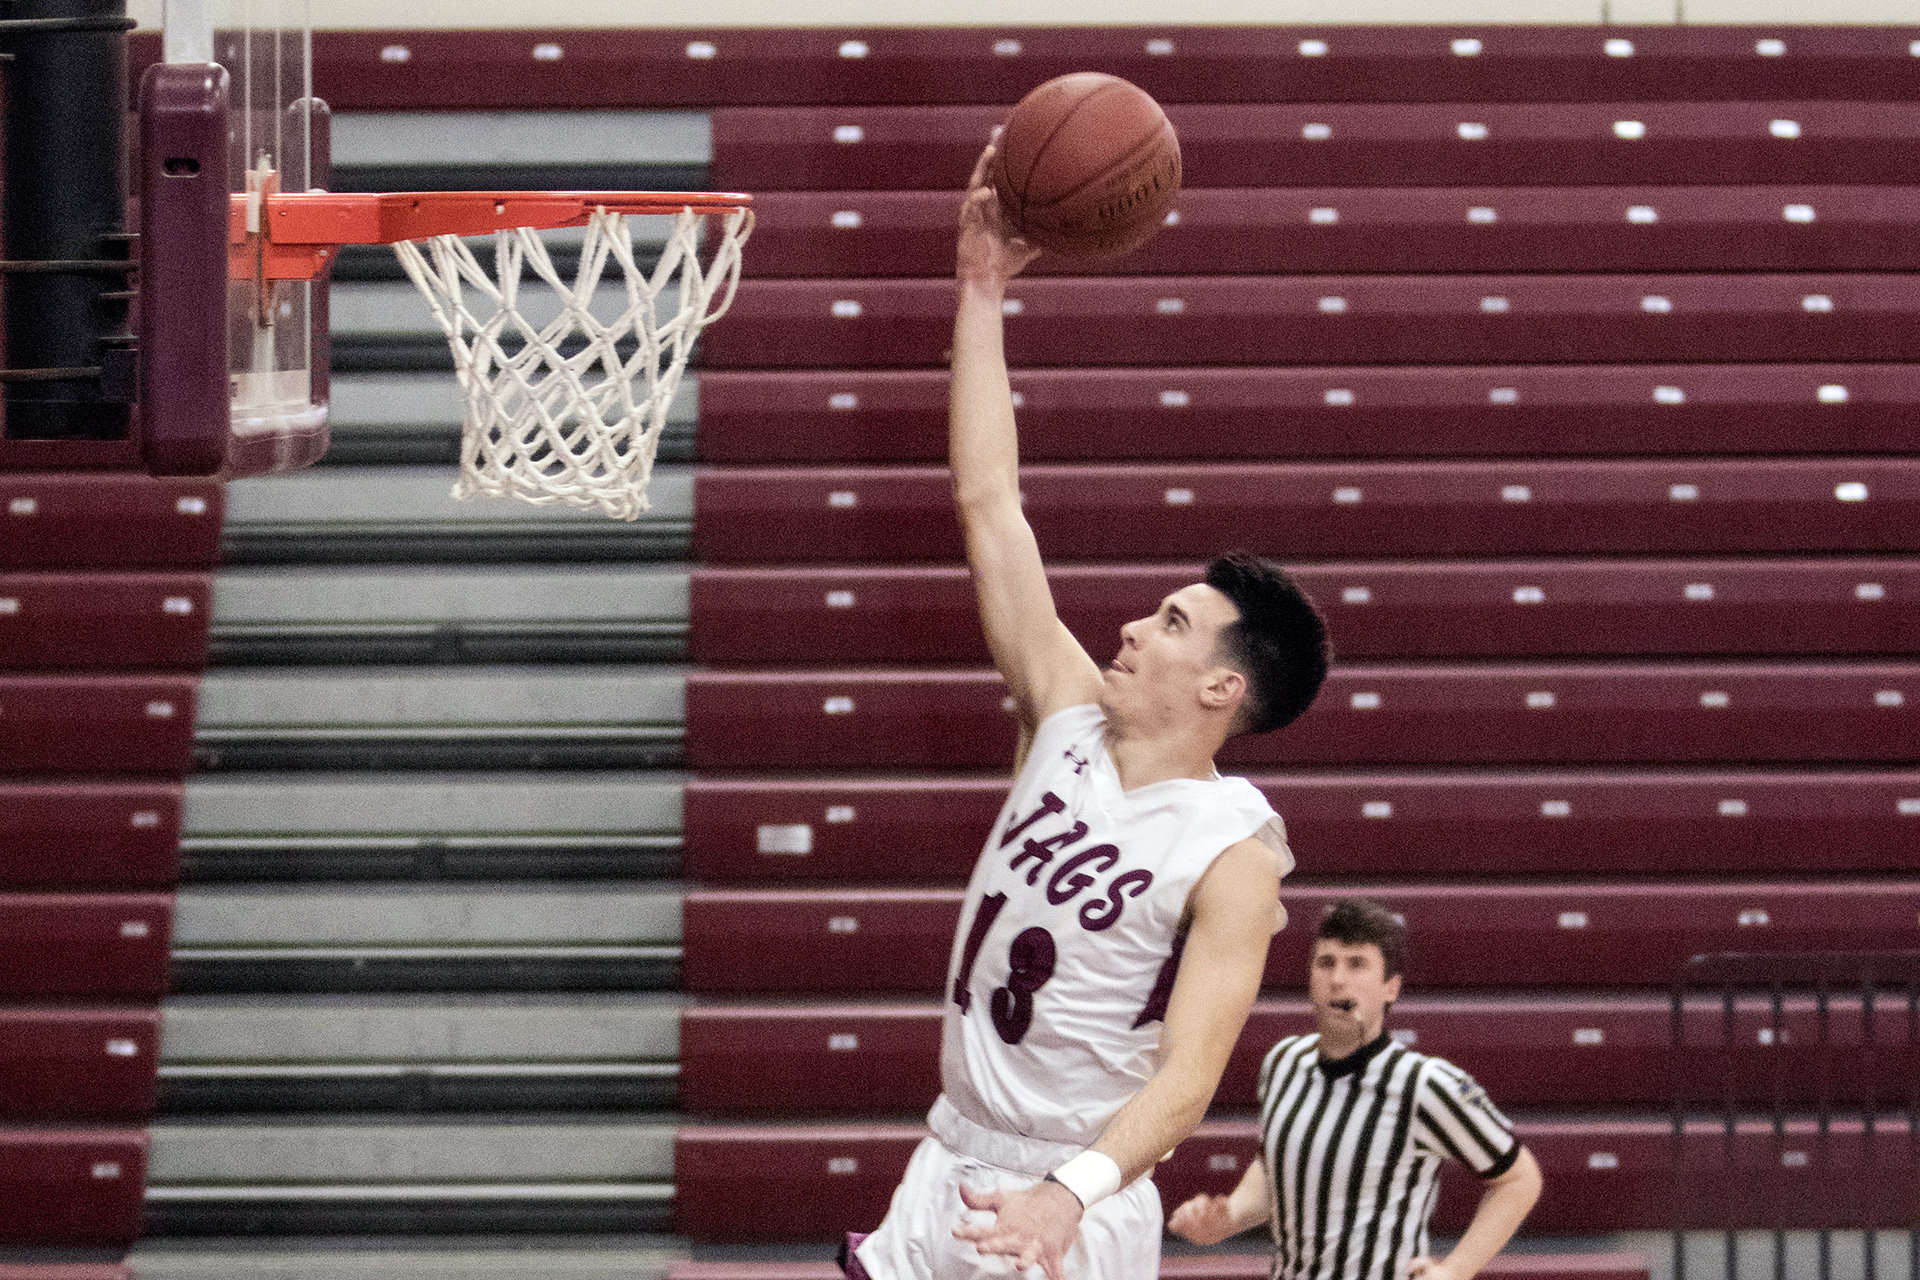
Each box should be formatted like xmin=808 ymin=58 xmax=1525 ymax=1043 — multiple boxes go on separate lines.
xmin=1169 ymin=899 xmax=1543 ymax=1280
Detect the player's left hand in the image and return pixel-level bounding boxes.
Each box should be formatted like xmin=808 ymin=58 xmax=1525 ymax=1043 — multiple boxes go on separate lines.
xmin=1404 ymin=1258 xmax=1462 ymax=1280
xmin=954 ymin=1178 xmax=1082 ymax=1280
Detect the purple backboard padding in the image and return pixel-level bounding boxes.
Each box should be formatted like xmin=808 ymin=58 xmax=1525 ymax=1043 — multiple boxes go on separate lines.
xmin=0 ymin=895 xmax=173 ymax=998
xmin=696 ymin=364 xmax=1920 ymax=463
xmin=0 ymin=1129 xmax=147 ymax=1244
xmin=0 ymin=572 xmax=212 ymax=670
xmin=0 ymin=675 xmax=199 ymax=774
xmin=138 ymin=64 xmax=231 ymax=478
xmin=0 ymin=1007 xmax=161 ymax=1120
xmin=0 ymin=782 xmax=183 ymax=888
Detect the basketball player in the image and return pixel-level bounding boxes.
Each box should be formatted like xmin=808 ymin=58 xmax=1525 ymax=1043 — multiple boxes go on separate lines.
xmin=846 ymin=140 xmax=1331 ymax=1280
xmin=1168 ymin=900 xmax=1543 ymax=1280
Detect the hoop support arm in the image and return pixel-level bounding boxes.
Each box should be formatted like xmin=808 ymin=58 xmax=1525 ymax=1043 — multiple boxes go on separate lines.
xmin=228 ymin=190 xmax=754 ymax=281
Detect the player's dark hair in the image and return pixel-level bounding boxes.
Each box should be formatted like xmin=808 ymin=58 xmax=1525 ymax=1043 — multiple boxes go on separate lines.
xmin=1204 ymin=551 xmax=1331 ymax=736
xmin=1316 ymin=898 xmax=1407 ymax=980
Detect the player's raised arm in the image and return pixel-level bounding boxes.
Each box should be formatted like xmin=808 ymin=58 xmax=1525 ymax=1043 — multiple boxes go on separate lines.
xmin=951 ymin=140 xmax=1104 ymax=731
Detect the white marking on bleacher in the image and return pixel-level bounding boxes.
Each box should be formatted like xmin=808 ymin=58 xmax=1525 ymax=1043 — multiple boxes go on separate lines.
xmin=1654 ymin=386 xmax=1685 ymax=405
xmin=822 ymin=696 xmax=855 ymax=715
xmin=1757 ymin=1027 xmax=1779 ymax=1045
xmin=1769 ymin=118 xmax=1802 ymax=140
xmin=832 ymin=124 xmax=865 ymax=144
xmin=1700 ymin=690 xmax=1731 ymax=708
xmin=1309 ymin=207 xmax=1339 ymax=225
xmin=1000 ymin=298 xmax=1024 ymax=317
xmin=1145 ymin=38 xmax=1176 ymax=56
xmin=1001 ymin=695 xmax=1018 ymax=713
xmin=379 ymin=45 xmax=410 ymax=63
xmin=1451 ymin=38 xmax=1483 ymax=56
xmin=1489 ymin=386 xmax=1519 ymax=404
xmin=1856 ymin=582 xmax=1886 ymax=601
xmin=1898 ymin=798 xmax=1920 ymax=815
xmin=1783 ymin=204 xmax=1815 ymax=223
xmin=1627 ymin=205 xmax=1658 ymax=224
xmin=992 ymin=39 xmax=1022 ymax=57
xmin=1683 ymin=582 xmax=1717 ymax=603
xmin=145 ymin=701 xmax=175 ymax=718
xmin=7 ymin=498 xmax=36 ymax=516
xmin=1802 ymin=294 xmax=1834 ymax=312
xmin=1456 ymin=122 xmax=1489 ymax=141
xmin=1669 ymin=483 xmax=1700 ymax=501
xmin=1163 ymin=210 xmax=1180 ymax=226
xmin=828 ymin=392 xmax=858 ymax=411
xmin=1911 ymin=40 xmax=1920 ymax=57
xmin=1159 ymin=389 xmax=1190 ymax=408
xmin=1756 ymin=38 xmax=1787 ymax=56
xmin=1719 ymin=799 xmax=1750 ymax=817
xmin=1362 ymin=801 xmax=1393 ymax=819
xmin=686 ymin=41 xmax=717 ymax=59
xmin=1317 ymin=296 xmax=1347 ymax=314
xmin=838 ymin=40 xmax=869 ymax=58
xmin=1835 ymin=482 xmax=1869 ymax=502
xmin=1340 ymin=586 xmax=1372 ymax=605
xmin=1467 ymin=206 xmax=1497 ymax=224
xmin=1540 ymin=799 xmax=1571 ymax=816
xmin=1302 ymin=122 xmax=1333 ymax=141
xmin=1333 ymin=487 xmax=1363 ymax=504
xmin=530 ymin=43 xmax=563 ymax=62
xmin=1480 ymin=296 xmax=1510 ymax=313
xmin=1588 ymin=1152 xmax=1619 ymax=1170
xmin=162 ymin=596 xmax=195 ymax=615
xmin=0 ymin=598 xmax=15 ymax=615
xmin=92 ymin=1163 xmax=122 ymax=1180
xmin=824 ymin=590 xmax=856 ymax=609
xmin=827 ymin=916 xmax=858 ymax=934
xmin=1502 ymin=485 xmax=1532 ymax=503
xmin=1392 ymin=1027 xmax=1418 ymax=1045
xmin=830 ymin=210 xmax=862 ymax=229
xmin=1298 ymin=39 xmax=1329 ymax=57
xmin=1780 ymin=1150 xmax=1809 ymax=1168
xmin=827 ymin=491 xmax=857 ymax=508
xmin=120 ymin=920 xmax=151 ymax=939
xmin=1605 ymin=38 xmax=1635 ymax=57
xmin=1513 ymin=586 xmax=1544 ymax=604
xmin=827 ymin=1157 xmax=859 ymax=1174
xmin=1164 ymin=488 xmax=1194 ymax=506
xmin=1324 ymin=388 xmax=1355 ymax=406
xmin=1574 ymin=1028 xmax=1605 ymax=1045
xmin=1526 ymin=691 xmax=1556 ymax=710
xmin=1817 ymin=384 xmax=1848 ymax=404
xmin=1350 ymin=691 xmax=1382 ymax=711
xmin=1009 ymin=391 xmax=1025 ymax=409
xmin=1875 ymin=690 xmax=1906 ymax=708
xmin=1613 ymin=119 xmax=1646 ymax=140
xmin=1558 ymin=911 xmax=1588 ymax=928
xmin=1739 ymin=909 xmax=1771 ymax=927
xmin=130 ymin=811 xmax=161 ymax=828
xmin=1155 ymin=297 xmax=1185 ymax=315
xmin=106 ymin=1039 xmax=140 ymax=1057
xmin=831 ymin=299 xmax=862 ymax=318
xmin=1641 ymin=295 xmax=1672 ymax=313
xmin=1207 ymin=1153 xmax=1239 ymax=1172
xmin=828 ymin=1033 xmax=859 ymax=1051
xmin=826 ymin=806 xmax=856 ymax=824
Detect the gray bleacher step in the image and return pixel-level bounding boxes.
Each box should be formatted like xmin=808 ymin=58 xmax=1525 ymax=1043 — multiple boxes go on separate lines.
xmin=191 ymin=666 xmax=685 ymax=771
xmin=128 ymin=1236 xmax=683 ymax=1280
xmin=181 ymin=773 xmax=683 ymax=881
xmin=208 ymin=565 xmax=690 ymax=665
xmin=158 ymin=1062 xmax=680 ymax=1114
xmin=221 ymin=466 xmax=693 ymax=565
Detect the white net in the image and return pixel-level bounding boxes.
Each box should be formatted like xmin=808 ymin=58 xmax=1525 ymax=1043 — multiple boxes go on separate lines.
xmin=393 ymin=204 xmax=752 ymax=521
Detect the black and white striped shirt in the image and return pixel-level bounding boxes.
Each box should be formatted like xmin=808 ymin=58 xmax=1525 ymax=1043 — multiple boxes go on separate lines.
xmin=1256 ymin=1031 xmax=1520 ymax=1280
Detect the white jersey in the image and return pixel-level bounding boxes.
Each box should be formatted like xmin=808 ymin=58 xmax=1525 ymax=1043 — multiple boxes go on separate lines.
xmin=938 ymin=703 xmax=1292 ymax=1148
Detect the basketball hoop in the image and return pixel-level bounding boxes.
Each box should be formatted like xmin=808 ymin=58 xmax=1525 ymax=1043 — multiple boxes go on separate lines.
xmin=230 ymin=189 xmax=753 ymax=519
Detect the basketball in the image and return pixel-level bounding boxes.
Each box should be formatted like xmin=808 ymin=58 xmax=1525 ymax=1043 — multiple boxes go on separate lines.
xmin=991 ymin=72 xmax=1182 ymax=259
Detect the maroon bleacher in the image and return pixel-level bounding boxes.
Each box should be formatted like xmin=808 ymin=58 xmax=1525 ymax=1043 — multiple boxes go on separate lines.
xmin=0 ymin=573 xmax=212 ymax=670
xmin=701 ymin=275 xmax=1920 ymax=369
xmin=0 ymin=896 xmax=173 ymax=998
xmin=0 ymin=475 xmax=222 ymax=568
xmin=0 ymin=1007 xmax=160 ymax=1119
xmin=0 ymin=1267 xmax=134 ymax=1280
xmin=690 ymin=560 xmax=1918 ymax=664
xmin=0 ymin=783 xmax=182 ymax=887
xmin=698 ymin=364 xmax=1920 ymax=463
xmin=746 ymin=185 xmax=1920 ymax=278
xmin=681 ymin=881 xmax=1920 ymax=994
xmin=685 ymin=663 xmax=1919 ymax=770
xmin=681 ymin=992 xmax=1920 ymax=1115
xmin=711 ymin=102 xmax=1920 ymax=192
xmin=0 ymin=1128 xmax=147 ymax=1243
xmin=0 ymin=676 xmax=200 ymax=774
xmin=674 ymin=1115 xmax=1913 ymax=1239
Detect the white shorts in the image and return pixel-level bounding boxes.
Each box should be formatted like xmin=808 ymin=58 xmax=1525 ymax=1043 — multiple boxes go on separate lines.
xmin=853 ymin=1099 xmax=1163 ymax=1280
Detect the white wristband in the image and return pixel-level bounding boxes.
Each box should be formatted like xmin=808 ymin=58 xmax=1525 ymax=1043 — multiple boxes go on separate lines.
xmin=1047 ymin=1150 xmax=1123 ymax=1211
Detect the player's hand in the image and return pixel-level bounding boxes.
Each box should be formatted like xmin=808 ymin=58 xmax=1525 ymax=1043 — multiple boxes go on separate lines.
xmin=1404 ymin=1258 xmax=1462 ymax=1280
xmin=953 ymin=1178 xmax=1081 ymax=1280
xmin=1167 ymin=1193 xmax=1241 ymax=1245
xmin=958 ymin=133 xmax=1040 ymax=286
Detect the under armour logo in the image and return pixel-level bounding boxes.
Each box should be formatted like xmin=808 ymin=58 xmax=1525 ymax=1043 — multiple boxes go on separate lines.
xmin=1064 ymin=749 xmax=1090 ymax=774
